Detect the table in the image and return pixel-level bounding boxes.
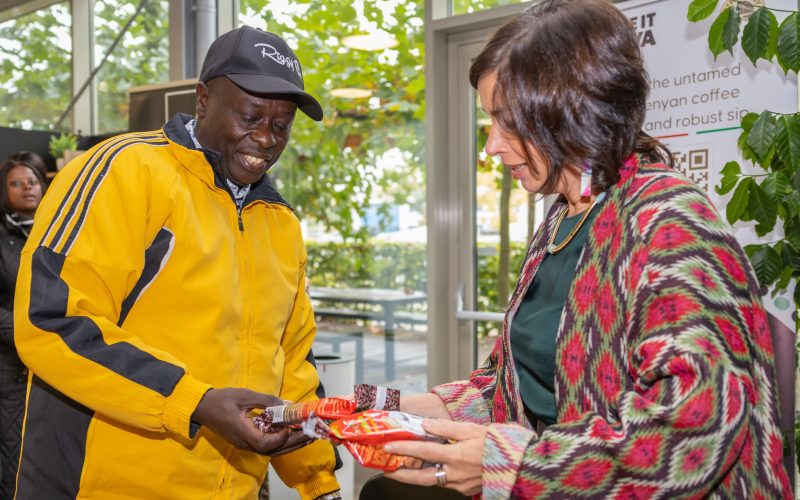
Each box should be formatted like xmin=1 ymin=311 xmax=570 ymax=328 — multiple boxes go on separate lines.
xmin=310 ymin=287 xmax=427 ymax=381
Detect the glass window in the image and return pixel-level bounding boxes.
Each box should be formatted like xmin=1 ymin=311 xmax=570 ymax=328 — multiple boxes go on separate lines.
xmin=239 ymin=0 xmax=427 ymax=391
xmin=0 ymin=2 xmax=72 ymax=131
xmin=94 ymin=0 xmax=169 ymax=134
xmin=452 ymin=0 xmax=525 ymax=17
xmin=475 ymin=104 xmax=541 ymax=363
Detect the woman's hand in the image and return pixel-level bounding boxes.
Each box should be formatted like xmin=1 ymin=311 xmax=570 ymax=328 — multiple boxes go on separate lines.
xmin=399 ymin=393 xmax=452 ymax=420
xmin=383 ymin=419 xmax=486 ymax=497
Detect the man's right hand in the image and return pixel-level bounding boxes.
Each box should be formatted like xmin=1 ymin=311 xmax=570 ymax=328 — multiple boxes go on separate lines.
xmin=192 ymin=388 xmax=312 ymax=455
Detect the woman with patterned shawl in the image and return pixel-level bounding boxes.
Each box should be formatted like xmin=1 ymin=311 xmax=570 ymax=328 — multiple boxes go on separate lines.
xmin=382 ymin=0 xmax=792 ymax=498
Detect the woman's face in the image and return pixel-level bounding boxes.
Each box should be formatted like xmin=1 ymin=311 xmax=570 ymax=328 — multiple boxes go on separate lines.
xmin=6 ymin=165 xmax=43 ymax=218
xmin=478 ymin=72 xmax=552 ymax=195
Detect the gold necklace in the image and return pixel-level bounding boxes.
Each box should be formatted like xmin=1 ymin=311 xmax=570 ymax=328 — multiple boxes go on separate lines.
xmin=545 ymin=199 xmax=597 ymax=254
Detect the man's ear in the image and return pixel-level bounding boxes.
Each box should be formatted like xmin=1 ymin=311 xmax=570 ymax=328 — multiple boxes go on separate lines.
xmin=195 ymin=82 xmax=209 ymax=118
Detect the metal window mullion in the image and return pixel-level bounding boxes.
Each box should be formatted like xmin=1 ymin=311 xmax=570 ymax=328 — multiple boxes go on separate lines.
xmin=168 ymin=0 xmax=188 ymax=80
xmin=70 ymin=0 xmax=95 ymax=135
xmin=217 ymin=0 xmax=238 ymax=32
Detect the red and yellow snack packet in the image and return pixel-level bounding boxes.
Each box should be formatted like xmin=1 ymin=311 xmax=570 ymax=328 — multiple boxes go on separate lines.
xmin=302 ymin=410 xmax=440 ymax=472
xmin=328 ymin=410 xmax=430 ymax=445
xmin=343 ymin=441 xmax=425 ymax=471
xmin=252 ymin=384 xmax=398 ymax=432
xmin=266 ymin=397 xmax=356 ymax=425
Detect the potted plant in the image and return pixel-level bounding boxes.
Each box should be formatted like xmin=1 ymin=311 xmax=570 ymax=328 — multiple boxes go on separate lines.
xmin=687 ymin=0 xmax=799 ymax=324
xmin=48 ymin=132 xmax=78 ymax=170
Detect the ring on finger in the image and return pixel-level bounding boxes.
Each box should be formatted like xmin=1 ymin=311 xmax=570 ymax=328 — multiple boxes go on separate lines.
xmin=434 ymin=462 xmax=447 ymax=487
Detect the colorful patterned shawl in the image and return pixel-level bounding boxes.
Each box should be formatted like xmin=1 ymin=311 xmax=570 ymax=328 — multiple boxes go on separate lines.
xmin=432 ymin=157 xmax=791 ymax=499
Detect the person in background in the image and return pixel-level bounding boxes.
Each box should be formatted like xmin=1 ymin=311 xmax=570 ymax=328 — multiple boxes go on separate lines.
xmin=384 ymin=1 xmax=791 ymax=498
xmin=5 ymin=151 xmax=48 ymax=183
xmin=12 ymin=27 xmax=341 ymax=500
xmin=0 ymin=156 xmax=46 ymax=499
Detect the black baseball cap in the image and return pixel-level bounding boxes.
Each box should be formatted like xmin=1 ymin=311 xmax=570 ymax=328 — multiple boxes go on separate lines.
xmin=199 ymin=26 xmax=323 ymax=121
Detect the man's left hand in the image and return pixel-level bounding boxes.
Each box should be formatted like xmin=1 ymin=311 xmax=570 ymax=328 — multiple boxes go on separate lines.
xmin=192 ymin=387 xmax=311 ymax=455
xmin=383 ymin=419 xmax=486 ymax=496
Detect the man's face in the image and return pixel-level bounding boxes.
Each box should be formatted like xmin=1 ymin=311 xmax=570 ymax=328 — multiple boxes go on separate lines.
xmin=195 ymin=76 xmax=298 ymax=185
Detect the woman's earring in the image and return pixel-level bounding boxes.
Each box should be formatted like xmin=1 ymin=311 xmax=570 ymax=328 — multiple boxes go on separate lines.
xmin=580 ymin=162 xmax=592 ymax=197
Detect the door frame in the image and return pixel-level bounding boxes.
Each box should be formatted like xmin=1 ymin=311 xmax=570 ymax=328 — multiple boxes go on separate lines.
xmin=424 ymin=1 xmax=530 ymax=386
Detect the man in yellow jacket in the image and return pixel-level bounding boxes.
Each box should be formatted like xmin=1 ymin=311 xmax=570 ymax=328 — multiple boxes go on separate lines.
xmin=13 ymin=26 xmax=341 ymax=500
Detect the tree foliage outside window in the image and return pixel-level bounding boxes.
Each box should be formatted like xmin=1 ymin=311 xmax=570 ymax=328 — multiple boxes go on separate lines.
xmin=0 ymin=2 xmax=72 ymax=131
xmin=239 ymin=0 xmax=426 ymax=242
xmin=0 ymin=1 xmax=168 ymax=134
xmin=94 ymin=0 xmax=169 ymax=134
xmin=452 ymin=0 xmax=524 ymax=16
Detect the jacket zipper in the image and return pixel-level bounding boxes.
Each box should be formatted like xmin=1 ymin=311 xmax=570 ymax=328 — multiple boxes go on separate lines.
xmin=237 ymin=206 xmax=244 ymax=232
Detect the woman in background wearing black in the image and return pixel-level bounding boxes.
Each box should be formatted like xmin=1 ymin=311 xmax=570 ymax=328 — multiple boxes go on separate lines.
xmin=0 ymin=157 xmax=46 ymax=499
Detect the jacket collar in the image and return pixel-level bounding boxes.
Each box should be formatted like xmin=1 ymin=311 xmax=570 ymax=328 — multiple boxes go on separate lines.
xmin=162 ymin=113 xmax=293 ymax=210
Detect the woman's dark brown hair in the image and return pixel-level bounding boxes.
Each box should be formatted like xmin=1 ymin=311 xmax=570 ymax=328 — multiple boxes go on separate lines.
xmin=470 ymin=0 xmax=672 ymax=193
xmin=0 ymin=159 xmax=48 ymax=214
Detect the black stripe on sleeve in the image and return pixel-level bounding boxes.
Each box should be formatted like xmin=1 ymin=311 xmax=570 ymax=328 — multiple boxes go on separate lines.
xmin=28 ymin=246 xmax=185 ymax=396
xmin=42 ymin=134 xmax=163 ymax=251
xmin=60 ymin=140 xmax=168 ymax=254
xmin=118 ymin=227 xmax=175 ymax=326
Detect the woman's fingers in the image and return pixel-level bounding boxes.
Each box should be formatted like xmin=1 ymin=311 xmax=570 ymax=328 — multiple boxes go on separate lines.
xmin=384 ymin=440 xmax=452 ymax=465
xmin=385 ymin=465 xmax=439 ymax=487
xmin=384 ymin=419 xmax=487 ymax=497
xmin=422 ymin=418 xmax=485 ymax=440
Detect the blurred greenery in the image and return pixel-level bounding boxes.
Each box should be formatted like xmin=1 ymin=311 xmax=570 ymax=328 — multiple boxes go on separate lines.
xmin=240 ymin=0 xmax=426 ymax=242
xmin=48 ymin=131 xmax=77 ymax=158
xmin=94 ymin=0 xmax=170 ymax=134
xmin=0 ymin=1 xmax=169 ymax=134
xmin=451 ymin=0 xmax=524 ymax=16
xmin=0 ymin=2 xmax=73 ymax=131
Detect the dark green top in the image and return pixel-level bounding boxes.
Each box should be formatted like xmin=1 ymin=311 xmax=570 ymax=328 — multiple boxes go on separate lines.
xmin=510 ymin=205 xmax=599 ymax=425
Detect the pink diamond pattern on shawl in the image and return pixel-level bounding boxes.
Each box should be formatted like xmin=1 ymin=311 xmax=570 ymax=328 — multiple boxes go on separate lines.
xmin=596 ymin=279 xmax=619 ymax=334
xmin=644 ymin=292 xmax=702 ymax=331
xmin=609 ymin=481 xmax=661 ymax=499
xmin=559 ymin=455 xmax=615 ymax=493
xmin=669 ymin=435 xmax=719 ymax=485
xmin=620 ymin=432 xmax=665 ymax=472
xmin=674 ymin=387 xmax=716 ymax=430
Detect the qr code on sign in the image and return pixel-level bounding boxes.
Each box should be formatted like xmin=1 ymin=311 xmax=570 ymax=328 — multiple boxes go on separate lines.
xmin=671 ymin=148 xmax=710 ymax=192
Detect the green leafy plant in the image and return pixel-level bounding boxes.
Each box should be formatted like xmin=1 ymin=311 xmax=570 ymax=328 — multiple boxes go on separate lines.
xmin=688 ymin=0 xmax=800 ymax=328
xmin=48 ymin=132 xmax=77 ymax=159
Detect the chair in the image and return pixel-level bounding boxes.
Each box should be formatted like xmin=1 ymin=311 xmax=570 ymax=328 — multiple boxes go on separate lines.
xmin=359 ymin=474 xmax=467 ymax=500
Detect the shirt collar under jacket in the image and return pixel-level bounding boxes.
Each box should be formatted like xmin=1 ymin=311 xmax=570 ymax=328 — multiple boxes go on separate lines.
xmin=185 ymin=118 xmax=250 ymax=208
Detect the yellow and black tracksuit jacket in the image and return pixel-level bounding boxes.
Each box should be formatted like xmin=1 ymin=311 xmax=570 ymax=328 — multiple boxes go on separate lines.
xmin=13 ymin=113 xmax=338 ymax=499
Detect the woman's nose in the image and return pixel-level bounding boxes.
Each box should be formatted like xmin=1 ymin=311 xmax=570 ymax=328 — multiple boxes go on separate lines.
xmin=484 ymin=126 xmax=503 ymax=157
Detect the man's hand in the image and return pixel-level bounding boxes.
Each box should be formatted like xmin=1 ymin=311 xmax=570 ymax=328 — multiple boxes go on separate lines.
xmin=192 ymin=388 xmax=312 ymax=455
